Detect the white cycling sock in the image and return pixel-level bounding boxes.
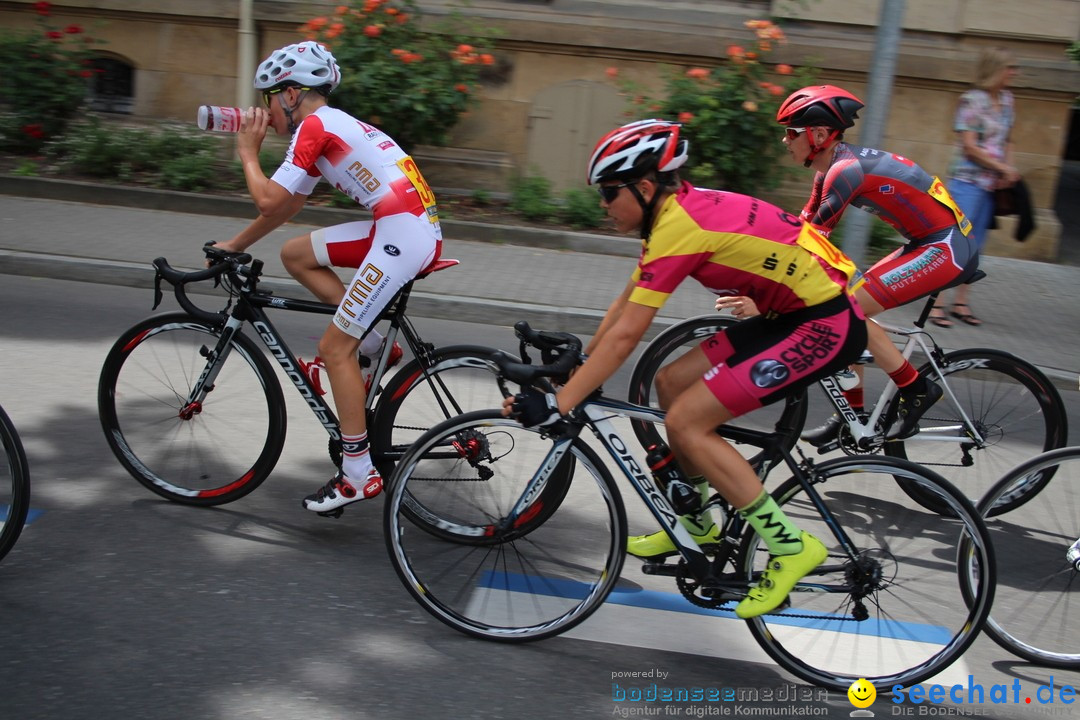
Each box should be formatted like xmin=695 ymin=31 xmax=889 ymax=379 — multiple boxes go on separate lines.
xmin=340 ymin=431 xmax=374 ymax=482
xmin=359 ymin=330 xmax=384 ymax=359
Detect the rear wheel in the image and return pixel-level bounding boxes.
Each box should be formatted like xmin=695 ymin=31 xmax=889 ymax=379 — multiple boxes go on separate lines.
xmin=885 ymin=348 xmax=1067 ymax=515
xmin=741 ymin=456 xmax=995 ymax=691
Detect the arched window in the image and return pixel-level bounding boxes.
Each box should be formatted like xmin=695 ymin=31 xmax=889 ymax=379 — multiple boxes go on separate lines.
xmin=88 ymin=56 xmax=135 ymax=114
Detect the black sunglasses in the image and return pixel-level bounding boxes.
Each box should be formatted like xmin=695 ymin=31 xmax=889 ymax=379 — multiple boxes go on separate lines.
xmin=597 ymin=181 xmax=636 ymax=203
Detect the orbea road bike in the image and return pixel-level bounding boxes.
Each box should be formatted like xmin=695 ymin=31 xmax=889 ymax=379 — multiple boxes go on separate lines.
xmin=383 ymin=322 xmax=996 ymax=692
xmin=98 ymin=245 xmax=506 ymax=513
xmin=0 ymin=402 xmax=30 ymax=561
xmin=630 ymin=279 xmax=1067 ymax=516
xmin=967 ymin=446 xmax=1080 ymax=669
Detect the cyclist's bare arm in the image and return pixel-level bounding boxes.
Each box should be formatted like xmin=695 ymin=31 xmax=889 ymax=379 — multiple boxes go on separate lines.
xmin=584 ymin=277 xmax=636 ymax=356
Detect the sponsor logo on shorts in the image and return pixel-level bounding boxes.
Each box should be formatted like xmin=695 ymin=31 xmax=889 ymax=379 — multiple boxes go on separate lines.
xmin=750 ymin=359 xmax=790 ymax=388
xmin=779 ymin=321 xmax=843 ymax=373
xmin=384 ymin=244 xmax=401 ymax=256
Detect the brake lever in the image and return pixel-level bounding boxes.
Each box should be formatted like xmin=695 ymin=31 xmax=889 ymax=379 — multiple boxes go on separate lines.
xmin=152 ymin=270 xmax=164 ymax=310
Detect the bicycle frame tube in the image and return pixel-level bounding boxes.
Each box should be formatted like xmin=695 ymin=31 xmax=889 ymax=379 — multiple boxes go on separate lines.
xmin=241 ymin=302 xmax=342 ymax=441
xmin=822 ymin=320 xmax=987 ymax=447
xmin=584 ymin=401 xmax=713 ymax=578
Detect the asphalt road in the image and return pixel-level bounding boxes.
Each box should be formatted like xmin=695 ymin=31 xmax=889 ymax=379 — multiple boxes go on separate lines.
xmin=2 ymin=275 xmax=1079 ymax=720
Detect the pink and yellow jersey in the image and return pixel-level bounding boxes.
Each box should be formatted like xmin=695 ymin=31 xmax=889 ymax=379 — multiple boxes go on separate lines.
xmin=269 ymin=106 xmax=440 ymax=228
xmin=630 ymin=182 xmax=854 ymax=315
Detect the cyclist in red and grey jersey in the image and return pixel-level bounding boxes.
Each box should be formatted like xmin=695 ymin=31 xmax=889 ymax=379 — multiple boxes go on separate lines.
xmin=775 ymin=85 xmax=978 ymax=445
xmin=213 ymin=41 xmax=442 ymax=516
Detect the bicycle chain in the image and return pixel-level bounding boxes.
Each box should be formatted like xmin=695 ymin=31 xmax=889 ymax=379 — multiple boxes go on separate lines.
xmin=672 ymin=555 xmax=871 ymax=622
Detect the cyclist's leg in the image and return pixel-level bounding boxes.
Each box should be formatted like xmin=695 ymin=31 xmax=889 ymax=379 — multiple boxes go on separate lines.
xmin=672 ymin=294 xmax=866 ymax=617
xmin=281 ymin=230 xmax=347 ymax=305
xmin=303 ymin=215 xmax=438 ymax=515
xmin=855 ymin=231 xmax=975 ymax=437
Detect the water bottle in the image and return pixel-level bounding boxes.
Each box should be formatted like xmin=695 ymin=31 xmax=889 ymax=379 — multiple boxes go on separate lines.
xmin=197 ymin=105 xmax=245 ymax=133
xmin=645 ymin=442 xmax=702 ymax=515
xmin=1066 ymin=538 xmax=1080 ymax=570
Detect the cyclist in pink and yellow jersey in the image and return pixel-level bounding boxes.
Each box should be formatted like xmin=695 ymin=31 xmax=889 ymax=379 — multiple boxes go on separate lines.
xmin=501 ymin=120 xmax=868 ymax=618
xmin=773 ymin=85 xmax=978 ymax=447
xmin=213 ymin=41 xmax=442 ymax=516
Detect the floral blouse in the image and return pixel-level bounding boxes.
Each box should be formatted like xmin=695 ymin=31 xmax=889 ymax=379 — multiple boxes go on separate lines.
xmin=947 ymin=88 xmax=1014 ymax=192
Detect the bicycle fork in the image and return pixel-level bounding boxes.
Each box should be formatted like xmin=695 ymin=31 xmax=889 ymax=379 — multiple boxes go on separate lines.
xmin=180 ymin=316 xmax=246 ymax=419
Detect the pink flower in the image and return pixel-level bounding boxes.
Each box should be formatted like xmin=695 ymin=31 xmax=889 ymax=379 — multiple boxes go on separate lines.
xmin=455 ymin=83 xmax=469 ymax=92
xmin=677 ymin=112 xmax=694 ymax=124
xmin=685 ymin=67 xmax=710 ymax=80
xmin=22 ymin=124 xmax=45 ymax=139
xmin=64 ymin=24 xmax=82 ymax=34
xmin=776 ymin=63 xmax=793 ymax=75
xmin=45 ymin=30 xmax=63 ymax=40
xmin=605 ymin=66 xmax=619 ymax=78
xmin=363 ymin=25 xmax=382 ymax=37
xmin=34 ymin=1 xmax=50 ymax=17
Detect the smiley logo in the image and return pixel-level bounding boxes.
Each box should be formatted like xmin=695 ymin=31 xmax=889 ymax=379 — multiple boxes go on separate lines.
xmin=848 ymin=678 xmax=876 ymax=708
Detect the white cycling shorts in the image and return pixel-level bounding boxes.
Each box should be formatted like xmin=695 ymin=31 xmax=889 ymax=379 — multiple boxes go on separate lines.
xmin=310 ymin=213 xmax=439 ymax=338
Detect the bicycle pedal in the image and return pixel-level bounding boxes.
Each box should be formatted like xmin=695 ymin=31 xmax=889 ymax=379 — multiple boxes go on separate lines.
xmin=316 ymin=507 xmax=345 ymax=519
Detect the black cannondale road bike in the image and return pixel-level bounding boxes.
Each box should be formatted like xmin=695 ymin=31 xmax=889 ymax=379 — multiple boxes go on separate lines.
xmin=98 ymin=245 xmax=511 ymax=515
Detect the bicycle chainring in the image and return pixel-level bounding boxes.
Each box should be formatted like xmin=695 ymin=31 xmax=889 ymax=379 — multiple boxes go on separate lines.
xmin=675 ymin=560 xmax=737 ymax=610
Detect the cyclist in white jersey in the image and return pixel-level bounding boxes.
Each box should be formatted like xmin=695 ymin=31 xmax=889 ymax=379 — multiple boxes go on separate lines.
xmin=213 ymin=41 xmax=442 ymax=516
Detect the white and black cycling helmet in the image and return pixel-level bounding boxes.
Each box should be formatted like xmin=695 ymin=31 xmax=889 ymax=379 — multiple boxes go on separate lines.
xmin=254 ymin=40 xmax=341 ymax=94
xmin=587 ymin=119 xmax=689 ymax=186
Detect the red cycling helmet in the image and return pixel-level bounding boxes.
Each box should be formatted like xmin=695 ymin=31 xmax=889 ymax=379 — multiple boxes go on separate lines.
xmin=776 ymin=85 xmax=864 ymax=130
xmin=587 ymin=119 xmax=689 ymax=185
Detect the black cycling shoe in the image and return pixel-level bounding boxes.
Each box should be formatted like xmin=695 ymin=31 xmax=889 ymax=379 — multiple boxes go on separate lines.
xmin=889 ymin=378 xmax=943 ymax=439
xmin=801 ymin=412 xmax=867 ymax=447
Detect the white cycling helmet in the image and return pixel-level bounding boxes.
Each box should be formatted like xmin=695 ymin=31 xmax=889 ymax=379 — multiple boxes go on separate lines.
xmin=254 ymin=41 xmax=341 ymax=93
xmin=587 ymin=119 xmax=688 ymax=185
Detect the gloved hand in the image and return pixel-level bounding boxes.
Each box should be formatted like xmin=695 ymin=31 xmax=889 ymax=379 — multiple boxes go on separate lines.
xmin=509 ymin=388 xmax=563 ymax=428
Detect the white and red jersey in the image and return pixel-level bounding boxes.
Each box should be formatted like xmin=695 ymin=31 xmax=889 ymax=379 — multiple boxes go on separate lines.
xmin=270 ymin=106 xmax=440 ymax=228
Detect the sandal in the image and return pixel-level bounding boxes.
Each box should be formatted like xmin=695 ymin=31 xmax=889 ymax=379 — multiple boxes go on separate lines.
xmin=950 ymin=303 xmax=982 ymax=326
xmin=929 ymin=305 xmax=953 ymax=328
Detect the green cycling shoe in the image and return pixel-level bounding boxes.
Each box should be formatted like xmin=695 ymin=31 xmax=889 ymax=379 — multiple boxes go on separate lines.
xmin=735 ymin=532 xmax=827 ymax=619
xmin=626 ymin=519 xmax=722 ymax=559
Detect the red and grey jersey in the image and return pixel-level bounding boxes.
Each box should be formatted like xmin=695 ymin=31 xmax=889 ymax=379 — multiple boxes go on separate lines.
xmin=270 ymin=106 xmax=439 ymax=224
xmin=801 ymin=143 xmax=958 ymax=243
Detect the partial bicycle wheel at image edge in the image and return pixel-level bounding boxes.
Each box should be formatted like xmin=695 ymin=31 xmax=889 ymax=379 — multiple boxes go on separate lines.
xmin=967 ymin=447 xmax=1080 ymax=669
xmin=0 ymin=403 xmax=31 ymax=561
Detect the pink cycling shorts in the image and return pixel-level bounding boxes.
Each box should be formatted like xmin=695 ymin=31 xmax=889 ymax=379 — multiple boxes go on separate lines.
xmin=701 ymin=294 xmax=867 ymax=417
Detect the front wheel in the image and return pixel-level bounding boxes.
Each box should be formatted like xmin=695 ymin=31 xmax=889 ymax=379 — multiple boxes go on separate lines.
xmin=628 ymin=315 xmax=807 ymax=469
xmin=97 ymin=313 xmax=287 ymax=505
xmin=739 ymin=456 xmax=995 ymax=691
xmin=0 ymin=404 xmax=31 ymax=562
xmin=885 ymin=348 xmax=1068 ymax=516
xmin=967 ymin=447 xmax=1080 ymax=669
xmin=384 ymin=410 xmax=626 ymax=642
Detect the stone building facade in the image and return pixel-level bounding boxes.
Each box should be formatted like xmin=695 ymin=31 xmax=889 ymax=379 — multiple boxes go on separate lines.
xmin=2 ymin=0 xmax=1078 ymax=260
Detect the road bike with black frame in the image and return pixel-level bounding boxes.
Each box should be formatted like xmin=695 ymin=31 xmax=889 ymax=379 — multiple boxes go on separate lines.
xmin=383 ymin=322 xmax=996 ymax=692
xmin=630 ymin=273 xmax=1068 ymax=517
xmin=97 ymin=244 xmax=513 ymax=514
xmin=0 ymin=402 xmax=30 ymax=561
xmin=963 ymin=446 xmax=1080 ymax=669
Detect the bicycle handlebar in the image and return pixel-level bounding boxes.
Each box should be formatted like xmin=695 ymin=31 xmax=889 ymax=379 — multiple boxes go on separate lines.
xmin=151 ymin=245 xmax=260 ymax=324
xmin=489 ymin=321 xmax=584 ymax=390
